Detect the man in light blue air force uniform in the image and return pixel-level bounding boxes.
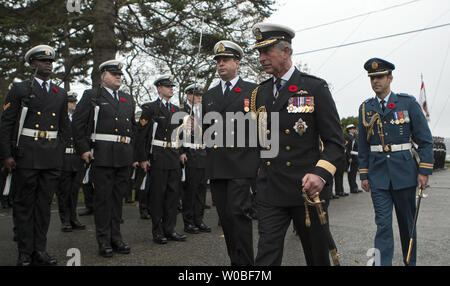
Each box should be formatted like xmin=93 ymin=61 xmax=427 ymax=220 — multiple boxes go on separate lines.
xmin=358 ymin=58 xmax=433 ymax=266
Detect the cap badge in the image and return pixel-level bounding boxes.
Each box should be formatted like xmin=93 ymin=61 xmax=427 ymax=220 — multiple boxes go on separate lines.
xmin=371 ymin=61 xmax=379 ymax=70
xmin=254 ymin=28 xmax=263 ymax=41
xmin=117 ymin=63 xmax=123 ymax=69
xmin=217 ymin=43 xmax=226 ymax=53
xmin=45 ymin=50 xmax=50 ymax=56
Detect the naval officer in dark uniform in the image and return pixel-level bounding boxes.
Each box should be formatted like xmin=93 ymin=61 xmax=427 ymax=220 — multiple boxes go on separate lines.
xmin=250 ymin=23 xmax=345 ymax=266
xmin=358 ymin=58 xmax=433 ymax=266
xmin=202 ymin=41 xmax=259 ymax=266
xmin=57 ymin=92 xmax=86 ymax=232
xmin=0 ymin=45 xmax=70 ymax=266
xmin=180 ymin=84 xmax=211 ymax=234
xmin=136 ymin=75 xmax=187 ymax=244
xmin=72 ymin=60 xmax=134 ymax=258
xmin=345 ymin=124 xmax=362 ymax=194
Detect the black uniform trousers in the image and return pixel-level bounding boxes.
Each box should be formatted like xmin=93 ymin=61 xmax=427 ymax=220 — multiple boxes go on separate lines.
xmin=334 ymin=158 xmax=346 ymax=196
xmin=348 ymin=158 xmax=359 ymax=192
xmin=182 ymin=166 xmax=207 ymax=226
xmin=13 ymin=168 xmax=60 ymax=255
xmin=123 ymin=167 xmax=135 ymax=202
xmin=149 ymin=167 xmax=181 ymax=237
xmin=57 ymin=170 xmax=83 ymax=224
xmin=255 ymin=200 xmax=331 ymax=266
xmin=210 ymin=178 xmax=254 ymax=266
xmin=91 ymin=165 xmax=128 ymax=246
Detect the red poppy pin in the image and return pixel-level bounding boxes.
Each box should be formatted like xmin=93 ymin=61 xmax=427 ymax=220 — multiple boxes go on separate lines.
xmin=388 ymin=103 xmax=395 ymax=109
xmin=171 ymin=107 xmax=175 ymax=113
xmin=234 ymin=87 xmax=242 ymax=93
xmin=289 ymin=85 xmax=298 ymax=92
xmin=120 ymin=97 xmax=126 ymax=102
xmin=53 ymin=87 xmax=58 ymax=93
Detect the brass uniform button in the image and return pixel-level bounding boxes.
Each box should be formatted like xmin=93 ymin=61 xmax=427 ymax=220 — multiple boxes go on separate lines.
xmin=115 ymin=117 xmax=119 ymax=121
xmin=286 ymin=161 xmax=291 ymax=167
xmin=37 ymin=112 xmax=41 ymax=115
xmin=34 ymin=137 xmax=38 ymax=141
xmin=387 ymin=155 xmax=391 ymax=158
xmin=214 ymin=132 xmax=218 ymax=136
xmin=266 ymin=130 xmax=271 ymax=135
xmin=213 ymin=145 xmax=217 ymax=149
xmin=285 ymin=146 xmax=291 ymax=151
xmin=50 ymin=125 xmax=54 ymax=129
xmin=214 ymin=120 xmax=218 ymax=123
xmin=114 ymin=129 xmax=118 ymax=133
xmin=35 ymin=124 xmax=39 ymax=128
xmin=285 ymin=129 xmax=290 ymax=134
xmin=266 ymin=161 xmax=271 ymax=166
xmin=52 ymin=113 xmax=56 ymax=117
xmin=126 ymin=118 xmax=129 ymax=122
xmin=385 ymin=132 xmax=388 ymax=136
xmin=127 ymin=129 xmax=130 ymax=132
xmin=231 ymin=131 xmax=235 ymax=135
xmin=266 ymin=146 xmax=271 ymax=150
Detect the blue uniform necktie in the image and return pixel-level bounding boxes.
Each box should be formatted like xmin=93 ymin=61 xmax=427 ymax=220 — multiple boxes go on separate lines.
xmin=380 ymin=99 xmax=386 ymax=112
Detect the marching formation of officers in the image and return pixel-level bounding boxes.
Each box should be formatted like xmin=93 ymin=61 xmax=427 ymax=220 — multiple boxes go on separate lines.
xmin=0 ymin=21 xmax=437 ymax=267
xmin=432 ymin=137 xmax=447 ymax=170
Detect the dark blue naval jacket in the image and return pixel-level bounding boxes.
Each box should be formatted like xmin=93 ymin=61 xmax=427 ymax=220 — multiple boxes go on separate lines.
xmin=357 ymin=92 xmax=433 ymax=190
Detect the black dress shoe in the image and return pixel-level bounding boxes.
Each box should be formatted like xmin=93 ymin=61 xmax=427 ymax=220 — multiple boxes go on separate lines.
xmin=71 ymin=220 xmax=86 ymax=230
xmin=99 ymin=244 xmax=113 ymax=258
xmin=61 ymin=223 xmax=73 ymax=232
xmin=125 ymin=199 xmax=134 ymax=204
xmin=17 ymin=253 xmax=32 ymax=266
xmin=196 ymin=223 xmax=211 ymax=233
xmin=338 ymin=192 xmax=349 ymax=197
xmin=166 ymin=232 xmax=187 ymax=242
xmin=331 ymin=195 xmax=339 ymax=200
xmin=203 ymin=204 xmax=211 ymax=209
xmin=79 ymin=208 xmax=93 ymax=216
xmin=140 ymin=213 xmax=151 ymax=220
xmin=112 ymin=241 xmax=131 ymax=254
xmin=350 ymin=189 xmax=363 ymax=193
xmin=32 ymin=251 xmax=57 ymax=266
xmin=184 ymin=224 xmax=200 ymax=234
xmin=153 ymin=235 xmax=168 ymax=245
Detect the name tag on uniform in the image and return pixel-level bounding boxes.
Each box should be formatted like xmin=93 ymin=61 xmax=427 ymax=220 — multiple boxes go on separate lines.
xmin=287 ymin=96 xmax=314 ymax=113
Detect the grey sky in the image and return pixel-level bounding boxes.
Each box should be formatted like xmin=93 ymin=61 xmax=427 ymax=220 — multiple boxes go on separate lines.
xmin=269 ymin=0 xmax=450 ymax=137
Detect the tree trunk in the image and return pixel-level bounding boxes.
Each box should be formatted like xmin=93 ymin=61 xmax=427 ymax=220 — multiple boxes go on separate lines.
xmin=91 ymin=0 xmax=117 ymax=87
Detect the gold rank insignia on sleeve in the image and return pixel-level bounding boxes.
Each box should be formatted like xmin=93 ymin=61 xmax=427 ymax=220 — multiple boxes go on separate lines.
xmin=3 ymin=102 xmax=11 ymax=111
xmin=140 ymin=119 xmax=148 ymax=127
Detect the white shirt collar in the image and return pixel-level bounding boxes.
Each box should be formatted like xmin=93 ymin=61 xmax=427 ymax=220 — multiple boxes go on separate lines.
xmin=221 ymin=76 xmax=240 ymax=93
xmin=274 ymin=64 xmax=296 ymax=84
xmin=272 ymin=65 xmax=296 ymax=96
xmin=34 ymin=77 xmax=51 ymax=92
xmin=103 ymin=86 xmax=119 ymax=98
xmin=376 ymin=91 xmax=392 ymax=104
xmin=159 ymin=97 xmax=170 ymax=106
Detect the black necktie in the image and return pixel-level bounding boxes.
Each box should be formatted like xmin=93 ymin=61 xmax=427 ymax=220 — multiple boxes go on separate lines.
xmin=113 ymin=91 xmax=118 ymax=101
xmin=42 ymin=81 xmax=48 ymax=93
xmin=380 ymin=99 xmax=386 ymax=112
xmin=224 ymin=81 xmax=231 ymax=97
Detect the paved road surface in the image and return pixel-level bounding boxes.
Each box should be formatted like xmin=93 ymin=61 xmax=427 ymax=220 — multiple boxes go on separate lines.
xmin=0 ymin=169 xmax=449 ymax=266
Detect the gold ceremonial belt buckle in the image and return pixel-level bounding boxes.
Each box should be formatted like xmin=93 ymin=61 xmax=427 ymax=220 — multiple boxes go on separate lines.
xmin=38 ymin=131 xmax=47 ymax=139
xmin=166 ymin=142 xmax=171 ymax=148
xmin=383 ymin=144 xmax=391 ymax=153
xmin=120 ymin=136 xmax=127 ymax=143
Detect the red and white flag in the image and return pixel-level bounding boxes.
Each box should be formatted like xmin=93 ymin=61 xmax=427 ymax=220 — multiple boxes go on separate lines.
xmin=419 ymin=74 xmax=430 ymax=121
